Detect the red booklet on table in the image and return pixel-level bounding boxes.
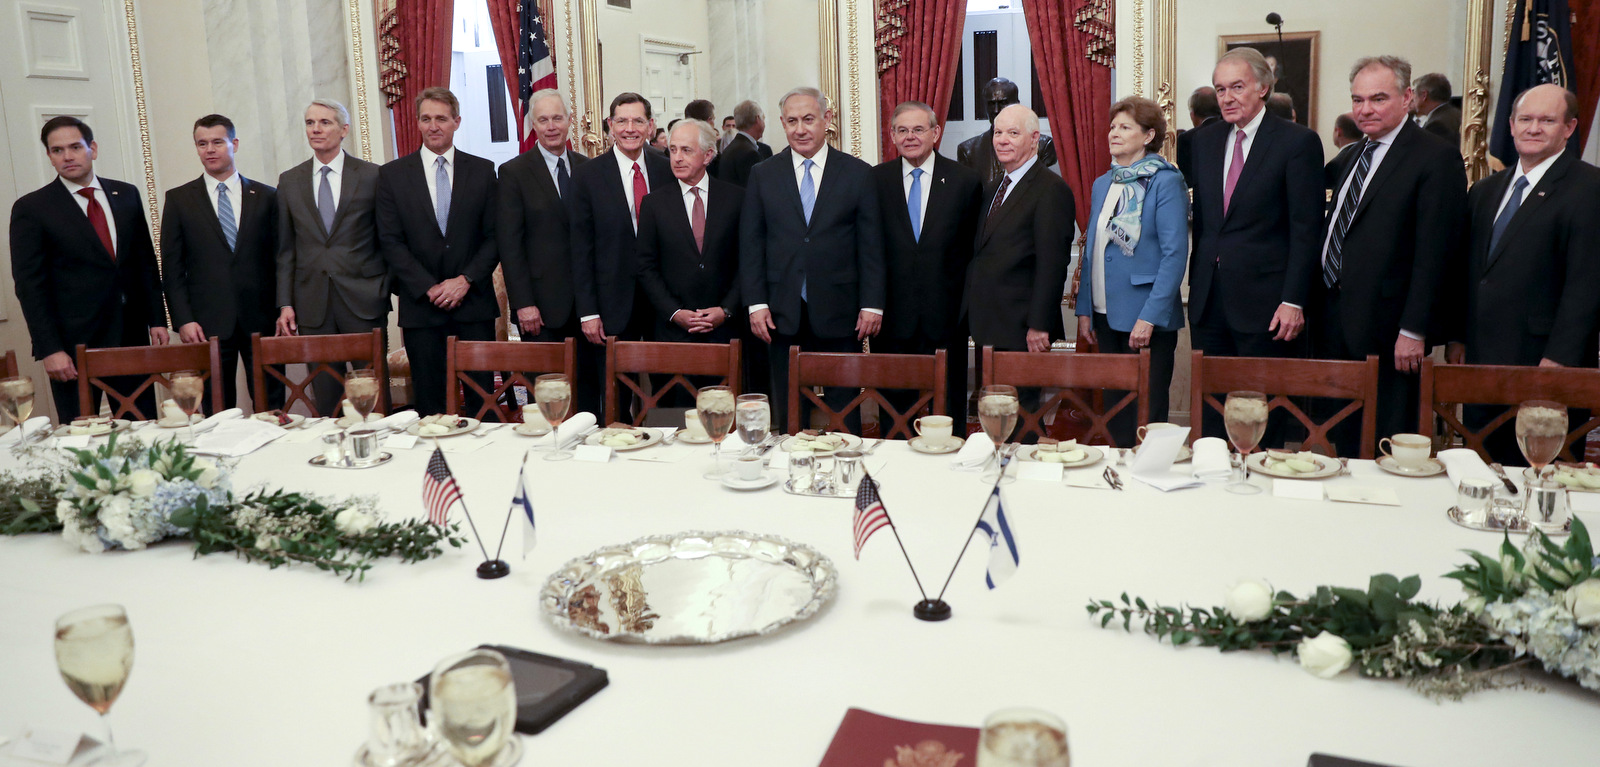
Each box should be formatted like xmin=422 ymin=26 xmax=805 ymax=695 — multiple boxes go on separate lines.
xmin=818 ymin=708 xmax=981 ymax=767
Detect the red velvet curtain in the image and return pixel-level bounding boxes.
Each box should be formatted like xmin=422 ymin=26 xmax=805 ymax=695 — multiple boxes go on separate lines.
xmin=876 ymin=0 xmax=967 ymax=161
xmin=1019 ymin=0 xmax=1111 ymax=231
xmin=390 ymin=0 xmax=456 ymax=156
xmin=1573 ymin=0 xmax=1599 ymax=152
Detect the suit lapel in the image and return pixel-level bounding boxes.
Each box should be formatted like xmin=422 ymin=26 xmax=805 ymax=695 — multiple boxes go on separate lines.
xmin=598 ymin=151 xmax=632 ymax=224
xmin=53 ymin=180 xmax=115 ymax=263
xmin=1201 ymin=124 xmax=1228 ymax=211
xmin=806 ymin=150 xmax=843 ymax=232
xmin=1471 ymin=170 xmax=1511 ymax=274
xmin=287 ymin=163 xmax=328 ymax=241
xmin=980 ymin=162 xmax=1039 ymax=245
xmin=442 ymin=153 xmax=467 ymax=237
xmin=772 ymin=149 xmax=808 ymax=226
xmin=329 ymin=152 xmax=360 ymax=237
xmin=1222 ymin=117 xmax=1278 ymax=224
xmin=192 ymin=177 xmax=231 ymax=250
xmin=1487 ymin=153 xmax=1570 ymax=268
xmin=885 ymin=160 xmax=916 ymax=240
xmin=1347 ymin=123 xmax=1419 ymax=226
xmin=235 ymin=177 xmax=263 ymax=253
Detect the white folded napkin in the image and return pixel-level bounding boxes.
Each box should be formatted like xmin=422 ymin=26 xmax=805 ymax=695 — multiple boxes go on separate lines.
xmin=556 ymin=412 xmax=598 ymax=447
xmin=192 ymin=418 xmax=285 ymax=457
xmin=1191 ymin=437 xmax=1234 ymax=481
xmin=950 ymin=434 xmax=993 ymax=470
xmin=0 ymin=416 xmax=52 ymax=444
xmin=190 ymin=408 xmax=243 ymax=435
xmin=375 ymin=411 xmax=420 ymax=431
xmin=1131 ymin=426 xmax=1202 ymax=492
xmin=1438 ymin=448 xmax=1498 ymax=487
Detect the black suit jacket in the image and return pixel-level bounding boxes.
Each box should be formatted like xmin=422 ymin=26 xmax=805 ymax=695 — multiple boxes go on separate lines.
xmin=497 ymin=148 xmax=587 ymax=327
xmin=160 ymin=175 xmax=278 ymax=339
xmin=715 ymin=134 xmax=768 ymax=187
xmin=635 ymin=177 xmax=744 ymax=342
xmin=739 ymin=146 xmax=885 ymax=339
xmin=1421 ymin=104 xmax=1462 ymax=147
xmin=569 ymin=149 xmax=674 ymax=332
xmin=9 ymin=177 xmax=165 ymax=359
xmin=1186 ymin=113 xmax=1325 ymax=333
xmin=1451 ymin=153 xmax=1600 ymax=367
xmin=375 ymin=150 xmax=500 ymax=328
xmin=964 ymin=159 xmax=1076 ymax=350
xmin=1176 ymin=115 xmax=1220 ymax=189
xmin=1315 ymin=121 xmax=1467 ymax=355
xmin=1324 ymin=142 xmax=1361 ymax=198
xmin=872 ymin=154 xmax=982 ymax=342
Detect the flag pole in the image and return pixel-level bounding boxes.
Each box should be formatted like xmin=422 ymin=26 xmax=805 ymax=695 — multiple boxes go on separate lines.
xmin=932 ymin=450 xmax=1012 ymax=605
xmin=488 ymin=450 xmax=528 ymax=563
xmin=434 ymin=436 xmax=507 ymax=579
xmin=863 ymin=470 xmax=929 ymax=602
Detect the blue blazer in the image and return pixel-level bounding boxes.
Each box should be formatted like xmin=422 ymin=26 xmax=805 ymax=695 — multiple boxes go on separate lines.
xmin=1075 ymin=166 xmax=1189 ymax=332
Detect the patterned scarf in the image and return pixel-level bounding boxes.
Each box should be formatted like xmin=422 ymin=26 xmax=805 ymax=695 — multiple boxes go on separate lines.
xmin=1105 ymin=153 xmax=1178 ymax=256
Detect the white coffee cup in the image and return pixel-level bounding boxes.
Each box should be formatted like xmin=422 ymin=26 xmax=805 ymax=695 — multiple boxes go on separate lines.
xmin=1380 ymin=433 xmax=1433 ymax=469
xmin=734 ymin=455 xmax=765 ymax=481
xmin=684 ymin=409 xmax=709 ymax=439
xmin=1137 ymin=422 xmax=1181 ymax=442
xmin=520 ymin=404 xmax=550 ymax=430
xmin=915 ymin=415 xmax=954 ymax=444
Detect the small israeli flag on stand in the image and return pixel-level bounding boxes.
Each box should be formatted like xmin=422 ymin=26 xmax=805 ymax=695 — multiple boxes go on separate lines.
xmin=975 ymin=487 xmax=1019 ymax=589
xmin=512 ymin=463 xmax=536 ymax=558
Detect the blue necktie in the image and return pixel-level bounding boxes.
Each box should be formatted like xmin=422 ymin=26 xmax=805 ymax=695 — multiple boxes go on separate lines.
xmin=1486 ymin=176 xmax=1528 ymax=264
xmin=434 ymin=156 xmax=451 ymax=235
xmin=216 ymin=182 xmax=237 ymax=251
xmin=908 ymin=167 xmax=924 ymax=242
xmin=800 ymin=158 xmax=816 ymax=301
xmin=317 ymin=166 xmax=336 ymax=233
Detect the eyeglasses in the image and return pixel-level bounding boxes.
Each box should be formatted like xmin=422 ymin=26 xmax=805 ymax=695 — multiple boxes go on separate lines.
xmin=891 ymin=126 xmax=933 ymax=137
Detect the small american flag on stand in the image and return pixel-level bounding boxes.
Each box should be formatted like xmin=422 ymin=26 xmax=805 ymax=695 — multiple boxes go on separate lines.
xmin=423 ymin=447 xmax=463 ymax=526
xmin=852 ymin=474 xmax=892 ymax=559
xmin=517 ymin=0 xmax=558 ymax=151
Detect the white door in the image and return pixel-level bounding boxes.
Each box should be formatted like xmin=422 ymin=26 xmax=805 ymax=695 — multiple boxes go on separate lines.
xmin=0 ymin=0 xmax=142 ymax=417
xmin=642 ymin=45 xmax=694 ymax=124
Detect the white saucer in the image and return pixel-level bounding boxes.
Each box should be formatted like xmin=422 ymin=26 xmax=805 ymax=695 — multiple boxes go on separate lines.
xmin=513 ymin=423 xmax=552 ymax=437
xmin=1376 ymin=455 xmax=1445 ymax=477
xmin=675 ymin=428 xmax=713 ymax=444
xmin=721 ymin=473 xmax=779 ymax=491
xmin=909 ymin=436 xmax=963 ymax=454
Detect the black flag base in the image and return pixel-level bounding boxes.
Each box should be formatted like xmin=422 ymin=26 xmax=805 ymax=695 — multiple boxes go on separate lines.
xmin=476 ymin=560 xmax=511 ymax=579
xmin=913 ymin=599 xmax=951 ymax=622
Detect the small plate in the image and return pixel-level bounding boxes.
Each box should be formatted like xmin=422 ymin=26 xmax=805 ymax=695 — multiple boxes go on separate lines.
xmin=1018 ymin=444 xmax=1104 ymax=468
xmin=1551 ymin=463 xmax=1600 ymax=493
xmin=335 ymin=413 xmax=384 ymax=429
xmin=407 ymin=416 xmax=481 ymax=438
xmin=780 ymin=432 xmax=863 ymax=455
xmin=251 ymin=412 xmax=307 ymax=429
xmin=909 ymin=436 xmax=963 ymax=455
xmin=1376 ymin=455 xmax=1445 ymax=477
xmin=155 ymin=413 xmax=204 ymax=428
xmin=585 ymin=427 xmax=661 ymax=451
xmin=1247 ymin=452 xmax=1342 ymax=480
xmin=674 ymin=428 xmax=713 ymax=444
xmin=721 ymin=473 xmax=780 ymax=491
xmin=66 ymin=419 xmax=133 ymax=437
xmin=513 ymin=422 xmax=552 ymax=437
xmin=308 ymin=451 xmax=393 ymax=469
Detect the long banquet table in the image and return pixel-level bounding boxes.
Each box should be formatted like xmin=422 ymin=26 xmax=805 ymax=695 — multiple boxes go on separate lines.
xmin=2 ymin=425 xmax=1599 ymax=767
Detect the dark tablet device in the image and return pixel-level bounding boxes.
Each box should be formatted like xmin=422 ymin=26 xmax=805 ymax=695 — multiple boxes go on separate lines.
xmin=1308 ymin=755 xmax=1405 ymax=767
xmin=418 ymin=644 xmax=608 ymax=734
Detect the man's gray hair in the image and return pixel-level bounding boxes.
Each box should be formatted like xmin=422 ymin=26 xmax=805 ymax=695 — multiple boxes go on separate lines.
xmin=306 ymin=98 xmax=350 ymax=126
xmin=528 ymin=88 xmax=568 ymax=116
xmin=891 ymin=100 xmax=937 ymax=126
xmin=1350 ymin=55 xmax=1412 ymax=93
xmin=733 ymin=99 xmax=763 ymax=130
xmin=1413 ymin=73 xmax=1451 ymax=103
xmin=996 ymin=103 xmax=1040 ymax=135
xmin=1217 ymin=47 xmax=1276 ymax=92
xmin=779 ymin=86 xmax=828 ymax=113
xmin=672 ymin=118 xmax=719 ymax=153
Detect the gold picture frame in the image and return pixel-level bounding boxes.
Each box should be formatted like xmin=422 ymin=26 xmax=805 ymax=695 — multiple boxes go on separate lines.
xmin=1218 ymin=31 xmax=1320 ymax=132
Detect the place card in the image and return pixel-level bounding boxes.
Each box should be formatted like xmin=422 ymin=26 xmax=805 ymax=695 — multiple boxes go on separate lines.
xmin=1065 ymin=472 xmax=1115 ymax=490
xmin=1272 ymin=478 xmax=1325 ymax=501
xmin=573 ymin=444 xmax=612 ymax=463
xmin=8 ymin=728 xmax=84 ymax=764
xmin=1327 ymin=485 xmax=1402 ymax=507
xmin=766 ymin=451 xmax=790 ymax=471
xmin=54 ymin=435 xmax=91 ymax=450
xmin=384 ymin=434 xmax=419 ymax=450
xmin=1016 ymin=462 xmax=1063 ymax=482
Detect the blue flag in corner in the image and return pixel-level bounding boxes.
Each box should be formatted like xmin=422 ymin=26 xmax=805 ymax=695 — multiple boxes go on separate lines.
xmin=975 ymin=487 xmax=1019 ymax=589
xmin=1490 ymin=0 xmax=1576 ymax=165
xmin=512 ymin=463 xmax=536 ymax=558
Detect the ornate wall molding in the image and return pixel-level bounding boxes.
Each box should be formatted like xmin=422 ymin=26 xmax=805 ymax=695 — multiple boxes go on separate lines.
xmin=1153 ymin=0 xmax=1175 ymax=159
xmin=1462 ymin=0 xmax=1495 ymax=183
xmin=1132 ymin=0 xmax=1145 ymax=96
xmin=349 ymin=0 xmax=373 ymax=160
xmin=120 ymin=0 xmax=159 ymax=261
xmin=846 ymin=0 xmax=860 ymax=156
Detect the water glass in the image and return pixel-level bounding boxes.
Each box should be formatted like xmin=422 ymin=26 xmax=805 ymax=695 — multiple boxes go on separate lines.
xmin=359 ymin=682 xmax=433 ymax=767
xmin=976 ymin=707 xmax=1070 ymax=767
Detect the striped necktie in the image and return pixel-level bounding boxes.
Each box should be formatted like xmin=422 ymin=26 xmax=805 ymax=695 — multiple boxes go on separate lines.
xmin=217 ymin=182 xmax=237 ymax=251
xmin=1323 ymin=139 xmax=1379 ymax=288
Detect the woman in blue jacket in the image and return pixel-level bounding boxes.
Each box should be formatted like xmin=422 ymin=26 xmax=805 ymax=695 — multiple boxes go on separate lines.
xmin=1075 ymin=96 xmax=1189 ymax=441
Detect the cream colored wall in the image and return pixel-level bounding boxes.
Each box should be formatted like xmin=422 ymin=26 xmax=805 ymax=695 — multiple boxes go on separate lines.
xmin=137 ymin=0 xmax=216 ymax=200
xmin=598 ymin=0 xmax=711 ymax=113
xmin=763 ymin=0 xmax=820 ymax=115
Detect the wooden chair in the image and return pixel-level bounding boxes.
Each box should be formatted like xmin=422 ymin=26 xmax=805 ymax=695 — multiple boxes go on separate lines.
xmin=604 ymin=338 xmax=741 ymax=426
xmin=787 ymin=348 xmax=945 ymax=438
xmin=1 ymin=350 xmax=18 ymax=379
xmin=252 ymin=329 xmax=387 ymax=417
xmin=1191 ymin=352 xmax=1381 ymax=459
xmin=1421 ymin=360 xmax=1600 ymax=463
xmin=76 ymin=339 xmax=223 ymax=420
xmin=981 ymin=347 xmax=1150 ymax=446
xmin=445 ymin=337 xmax=576 ymax=421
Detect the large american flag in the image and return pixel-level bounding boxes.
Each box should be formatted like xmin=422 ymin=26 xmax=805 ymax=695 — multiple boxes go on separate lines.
xmin=852 ymin=474 xmax=891 ymax=560
xmin=422 ymin=447 xmax=463 ymax=526
xmin=517 ymin=0 xmax=558 ymax=151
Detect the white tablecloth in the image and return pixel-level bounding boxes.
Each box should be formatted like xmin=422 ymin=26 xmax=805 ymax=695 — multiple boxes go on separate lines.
xmin=3 ymin=427 xmax=1598 ymax=766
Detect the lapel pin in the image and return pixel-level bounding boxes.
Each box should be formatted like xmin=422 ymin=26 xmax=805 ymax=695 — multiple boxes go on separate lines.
xmin=1538 ymin=192 xmax=1546 ymax=197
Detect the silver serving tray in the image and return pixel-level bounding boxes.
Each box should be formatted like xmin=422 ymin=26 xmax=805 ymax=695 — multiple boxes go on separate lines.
xmin=308 ymin=452 xmax=394 ymax=469
xmin=541 ymin=530 xmax=836 ymax=644
xmin=1446 ymin=506 xmax=1570 ymax=536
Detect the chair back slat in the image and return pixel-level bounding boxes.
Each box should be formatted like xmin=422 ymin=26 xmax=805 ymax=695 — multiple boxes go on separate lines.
xmin=787 ymin=348 xmax=945 ymax=438
xmin=251 ymin=330 xmax=387 ymax=417
xmin=1191 ymin=352 xmax=1381 ymax=459
xmin=1421 ymin=360 xmax=1600 ymax=463
xmin=446 ymin=337 xmax=577 ymax=422
xmin=982 ymin=348 xmax=1150 ymax=447
xmin=605 ymin=339 xmax=740 ymax=426
xmin=76 ymin=339 xmax=223 ymax=420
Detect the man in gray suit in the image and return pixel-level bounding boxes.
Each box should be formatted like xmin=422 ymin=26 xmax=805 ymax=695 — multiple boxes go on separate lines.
xmin=275 ymin=99 xmax=389 ymax=413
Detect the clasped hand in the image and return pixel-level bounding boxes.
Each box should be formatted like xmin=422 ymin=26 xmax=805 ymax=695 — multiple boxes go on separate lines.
xmin=673 ymin=307 xmax=727 ymax=334
xmin=427 ymin=275 xmax=470 ymax=310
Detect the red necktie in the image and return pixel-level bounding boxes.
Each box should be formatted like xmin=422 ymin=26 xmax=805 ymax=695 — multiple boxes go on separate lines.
xmin=631 ymin=162 xmax=646 ymax=225
xmin=690 ymin=187 xmax=705 ymax=252
xmin=78 ymin=188 xmax=115 ymax=260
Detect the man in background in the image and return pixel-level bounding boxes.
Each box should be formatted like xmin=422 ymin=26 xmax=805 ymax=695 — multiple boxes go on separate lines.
xmin=720 ymin=115 xmax=737 ymax=150
xmin=716 ymin=100 xmax=773 ymax=187
xmin=1413 ymin=73 xmax=1461 ymax=147
xmin=1176 ymin=86 xmax=1221 ymax=188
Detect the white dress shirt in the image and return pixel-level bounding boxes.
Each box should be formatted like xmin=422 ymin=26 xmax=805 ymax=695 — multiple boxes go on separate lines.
xmin=204 ymin=171 xmax=242 ymax=219
xmin=901 ymin=154 xmax=935 ymax=226
xmin=1221 ymin=106 xmax=1267 ymax=183
xmin=312 ymin=151 xmax=345 ymax=207
xmin=539 ymin=144 xmax=569 ymax=195
xmin=749 ymin=144 xmax=880 ymax=316
xmin=1322 ymin=120 xmax=1419 ymax=338
xmin=1496 ymin=151 xmax=1560 ymax=220
xmin=60 ymin=175 xmax=118 ymax=255
xmin=995 ymin=153 xmax=1038 ymax=207
xmin=420 ymin=144 xmax=456 ymax=212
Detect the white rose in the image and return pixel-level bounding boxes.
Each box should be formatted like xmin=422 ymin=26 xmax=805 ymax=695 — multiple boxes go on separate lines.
xmin=1564 ymin=580 xmax=1600 ymax=628
xmin=193 ymin=458 xmax=220 ymax=489
xmin=1297 ymin=632 xmax=1354 ymax=679
xmin=126 ymin=469 xmax=161 ymax=498
xmin=334 ymin=508 xmax=377 ymax=535
xmin=55 ymin=499 xmax=75 ymax=521
xmin=1224 ymin=580 xmax=1275 ymax=622
xmin=254 ymin=534 xmax=280 ymax=551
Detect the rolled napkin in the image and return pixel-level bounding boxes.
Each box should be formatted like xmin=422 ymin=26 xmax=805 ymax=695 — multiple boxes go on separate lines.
xmin=950 ymin=434 xmax=993 ymax=471
xmin=1191 ymin=437 xmax=1234 ymax=480
xmin=555 ymin=412 xmax=598 ymax=447
xmin=375 ymin=411 xmax=420 ymax=431
xmin=0 ymin=416 xmax=52 ymax=444
xmin=190 ymin=408 xmax=243 ymax=435
xmin=1438 ymin=448 xmax=1499 ymax=486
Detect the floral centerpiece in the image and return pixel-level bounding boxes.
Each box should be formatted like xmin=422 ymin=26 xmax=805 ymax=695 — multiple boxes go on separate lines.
xmin=1088 ymin=519 xmax=1600 ymax=699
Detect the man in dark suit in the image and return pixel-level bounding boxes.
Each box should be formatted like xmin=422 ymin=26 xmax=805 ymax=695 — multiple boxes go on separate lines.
xmin=742 ymin=86 xmax=885 ymax=432
xmin=499 ymin=89 xmax=587 ymax=347
xmin=964 ymin=104 xmax=1075 ymax=365
xmin=874 ymin=100 xmax=982 ymax=420
xmin=10 ymin=116 xmax=169 ymax=422
xmin=1324 ymin=113 xmax=1363 ymax=193
xmin=715 ymin=100 xmax=773 ymax=187
xmin=569 ymin=92 xmax=675 ymax=415
xmin=161 ymin=114 xmax=281 ymax=412
xmin=637 ymin=119 xmax=743 ymax=343
xmin=957 ymin=78 xmax=1058 ymax=188
xmin=275 ymin=99 xmax=389 ymax=414
xmin=1176 ymin=86 xmax=1221 ymax=189
xmin=1413 ymin=73 xmax=1461 ymax=148
xmin=1445 ymin=85 xmax=1600 ymax=463
xmin=1310 ymin=56 xmax=1468 ymax=454
xmin=376 ymin=88 xmax=499 ymax=417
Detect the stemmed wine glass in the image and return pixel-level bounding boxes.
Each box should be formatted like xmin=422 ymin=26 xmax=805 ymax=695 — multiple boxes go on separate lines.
xmin=1 ymin=375 xmax=36 ymax=444
xmin=428 ymin=648 xmax=520 ymax=767
xmin=54 ymin=604 xmax=145 ymax=766
xmin=533 ymin=374 xmax=573 ymax=461
xmin=168 ymin=370 xmax=204 ymax=443
xmin=696 ymin=385 xmax=736 ymax=479
xmin=977 ymin=385 xmax=1019 ymax=484
xmin=344 ymin=369 xmax=381 ymax=423
xmin=1223 ymin=391 xmax=1268 ymax=495
xmin=1516 ymin=400 xmax=1567 ymax=482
